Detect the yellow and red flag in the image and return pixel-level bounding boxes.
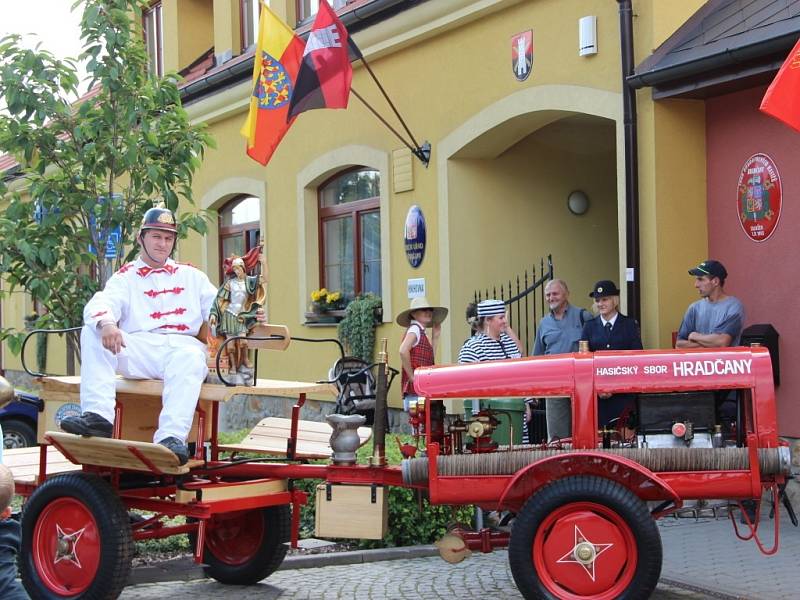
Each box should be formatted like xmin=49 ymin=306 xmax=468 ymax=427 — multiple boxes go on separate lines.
xmin=240 ymin=4 xmax=305 ymax=165
xmin=760 ymin=37 xmax=800 ymax=132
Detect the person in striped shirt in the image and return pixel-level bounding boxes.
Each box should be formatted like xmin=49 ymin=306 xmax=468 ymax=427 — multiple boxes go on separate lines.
xmin=457 ymin=299 xmax=523 ymax=363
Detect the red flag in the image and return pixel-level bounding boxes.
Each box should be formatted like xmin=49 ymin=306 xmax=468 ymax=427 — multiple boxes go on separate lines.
xmin=760 ymin=37 xmax=800 ymax=132
xmin=287 ymin=0 xmax=352 ymax=119
xmin=240 ymin=6 xmax=305 ymax=165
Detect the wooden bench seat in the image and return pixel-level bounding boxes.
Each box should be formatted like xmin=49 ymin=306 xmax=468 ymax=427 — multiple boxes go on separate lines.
xmin=218 ymin=417 xmax=372 ymax=460
xmin=36 ymin=375 xmax=337 ymax=446
xmin=5 ymin=445 xmax=82 ymax=485
xmin=39 ymin=375 xmax=337 ymax=403
xmin=44 ymin=431 xmax=202 ymax=475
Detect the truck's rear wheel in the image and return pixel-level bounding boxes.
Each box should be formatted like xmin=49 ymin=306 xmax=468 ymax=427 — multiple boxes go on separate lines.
xmin=192 ymin=505 xmax=289 ymax=585
xmin=21 ymin=473 xmax=133 ymax=600
xmin=509 ymin=475 xmax=661 ymax=600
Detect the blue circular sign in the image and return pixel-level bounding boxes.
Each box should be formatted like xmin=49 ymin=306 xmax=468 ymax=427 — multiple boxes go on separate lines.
xmin=404 ymin=205 xmax=426 ymax=268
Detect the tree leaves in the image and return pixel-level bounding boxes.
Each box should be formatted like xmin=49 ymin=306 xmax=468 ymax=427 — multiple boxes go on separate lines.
xmin=0 ymin=0 xmax=214 ymax=351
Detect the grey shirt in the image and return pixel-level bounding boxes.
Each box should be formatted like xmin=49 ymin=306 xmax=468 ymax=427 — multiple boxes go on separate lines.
xmin=677 ymin=296 xmax=745 ymax=346
xmin=533 ymin=304 xmax=592 ymax=356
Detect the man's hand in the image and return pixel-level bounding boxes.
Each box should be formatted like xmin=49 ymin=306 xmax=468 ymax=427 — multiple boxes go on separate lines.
xmin=255 ymin=308 xmax=267 ymax=323
xmin=100 ymin=323 xmax=125 ymax=354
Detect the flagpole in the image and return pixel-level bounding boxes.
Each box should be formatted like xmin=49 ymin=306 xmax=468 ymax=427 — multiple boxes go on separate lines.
xmin=349 ymin=38 xmax=428 ymax=162
xmin=351 ymin=87 xmax=418 ymax=155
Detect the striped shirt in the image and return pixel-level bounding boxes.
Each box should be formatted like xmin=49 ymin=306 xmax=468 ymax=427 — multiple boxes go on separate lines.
xmin=458 ymin=333 xmax=522 ymax=364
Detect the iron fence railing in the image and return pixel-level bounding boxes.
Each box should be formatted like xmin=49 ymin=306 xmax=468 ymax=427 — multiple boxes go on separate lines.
xmin=472 ymin=255 xmax=554 ymax=357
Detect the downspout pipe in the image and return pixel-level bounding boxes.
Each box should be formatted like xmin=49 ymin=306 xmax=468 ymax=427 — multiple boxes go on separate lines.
xmin=617 ymin=0 xmax=641 ymax=324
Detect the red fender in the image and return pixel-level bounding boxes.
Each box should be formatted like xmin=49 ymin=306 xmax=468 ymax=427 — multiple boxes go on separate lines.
xmin=497 ymin=452 xmax=681 ymax=514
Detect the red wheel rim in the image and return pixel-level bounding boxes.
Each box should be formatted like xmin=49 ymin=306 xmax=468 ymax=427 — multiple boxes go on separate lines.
xmin=533 ymin=502 xmax=637 ymax=599
xmin=205 ymin=509 xmax=265 ymax=565
xmin=32 ymin=497 xmax=102 ymax=595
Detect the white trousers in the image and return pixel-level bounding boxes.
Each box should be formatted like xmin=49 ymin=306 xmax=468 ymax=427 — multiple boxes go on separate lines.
xmin=79 ymin=326 xmax=208 ymax=443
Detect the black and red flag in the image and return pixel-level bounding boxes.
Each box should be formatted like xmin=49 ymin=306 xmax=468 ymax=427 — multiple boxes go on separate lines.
xmin=287 ymin=0 xmax=353 ymax=119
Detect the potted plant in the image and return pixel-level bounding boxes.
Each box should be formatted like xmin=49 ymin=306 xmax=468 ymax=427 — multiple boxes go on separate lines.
xmin=337 ymin=293 xmax=383 ymax=362
xmin=306 ymin=288 xmax=346 ymax=323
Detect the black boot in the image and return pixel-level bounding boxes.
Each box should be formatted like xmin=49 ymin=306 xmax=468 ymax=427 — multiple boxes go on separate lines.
xmin=158 ymin=436 xmax=189 ymax=465
xmin=59 ymin=412 xmax=113 ymax=437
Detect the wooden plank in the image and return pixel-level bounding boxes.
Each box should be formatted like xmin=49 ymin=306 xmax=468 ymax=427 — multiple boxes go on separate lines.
xmin=219 ymin=442 xmax=330 ymax=460
xmin=38 ymin=375 xmax=336 ymax=402
xmin=315 ymin=484 xmax=388 ymax=539
xmin=45 ymin=431 xmax=191 ymax=475
xmin=246 ymin=324 xmax=291 ymax=351
xmin=175 ymin=478 xmax=287 ymax=503
xmin=5 ymin=446 xmax=82 ymax=484
xmin=217 ymin=417 xmax=372 ymax=459
xmin=39 ymin=396 xmax=214 ymax=445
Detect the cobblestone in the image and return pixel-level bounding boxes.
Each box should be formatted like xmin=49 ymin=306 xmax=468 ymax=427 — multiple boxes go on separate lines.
xmin=120 ymin=550 xmax=722 ymax=599
xmin=117 ymin=502 xmax=800 ymax=599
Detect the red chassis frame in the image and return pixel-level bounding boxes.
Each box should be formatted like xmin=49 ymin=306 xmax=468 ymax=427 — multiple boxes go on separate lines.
xmin=15 ymin=346 xmax=788 ymax=562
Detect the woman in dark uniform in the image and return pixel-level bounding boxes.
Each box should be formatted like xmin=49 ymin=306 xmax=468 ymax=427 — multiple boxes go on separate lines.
xmin=581 ymin=280 xmax=643 ymax=427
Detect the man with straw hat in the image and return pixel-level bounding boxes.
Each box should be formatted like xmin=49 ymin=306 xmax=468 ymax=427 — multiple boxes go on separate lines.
xmin=397 ymin=297 xmax=448 ymax=408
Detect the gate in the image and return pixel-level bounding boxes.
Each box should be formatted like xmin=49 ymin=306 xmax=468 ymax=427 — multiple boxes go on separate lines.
xmin=471 ymin=255 xmax=554 ymax=443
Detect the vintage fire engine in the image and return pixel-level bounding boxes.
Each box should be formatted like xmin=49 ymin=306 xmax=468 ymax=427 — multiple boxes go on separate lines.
xmin=402 ymin=343 xmax=794 ymax=599
xmin=4 ymin=327 xmax=794 ymax=600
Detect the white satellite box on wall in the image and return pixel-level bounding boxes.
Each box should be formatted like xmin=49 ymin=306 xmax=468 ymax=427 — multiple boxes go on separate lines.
xmin=579 ymin=15 xmax=598 ymax=56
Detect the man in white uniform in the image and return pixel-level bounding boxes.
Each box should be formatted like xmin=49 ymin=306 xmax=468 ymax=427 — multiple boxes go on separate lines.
xmin=60 ymin=207 xmax=219 ymax=464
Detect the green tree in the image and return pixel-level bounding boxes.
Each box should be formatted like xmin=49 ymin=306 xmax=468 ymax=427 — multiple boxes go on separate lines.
xmin=0 ymin=0 xmax=214 ymax=364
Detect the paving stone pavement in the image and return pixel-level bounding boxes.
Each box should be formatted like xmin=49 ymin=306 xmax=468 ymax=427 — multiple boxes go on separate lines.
xmin=117 ymin=503 xmax=800 ymax=599
xmin=659 ymin=506 xmax=800 ymax=599
xmin=120 ymin=550 xmax=717 ymax=599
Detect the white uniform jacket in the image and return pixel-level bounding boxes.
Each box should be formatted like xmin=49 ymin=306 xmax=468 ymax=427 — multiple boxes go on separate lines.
xmin=84 ymin=258 xmax=218 ymax=339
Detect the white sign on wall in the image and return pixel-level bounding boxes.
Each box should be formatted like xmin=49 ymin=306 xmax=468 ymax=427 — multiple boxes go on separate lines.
xmin=407 ymin=278 xmax=426 ymax=298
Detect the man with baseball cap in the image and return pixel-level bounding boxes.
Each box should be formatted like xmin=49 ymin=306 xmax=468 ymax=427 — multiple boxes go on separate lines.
xmin=677 ymin=259 xmax=745 ymax=348
xmin=60 ymin=206 xmax=220 ymax=465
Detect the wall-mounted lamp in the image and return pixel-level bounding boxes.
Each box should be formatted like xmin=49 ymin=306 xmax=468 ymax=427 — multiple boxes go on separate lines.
xmin=579 ymin=16 xmax=598 ymax=56
xmin=567 ymin=190 xmax=590 ymax=215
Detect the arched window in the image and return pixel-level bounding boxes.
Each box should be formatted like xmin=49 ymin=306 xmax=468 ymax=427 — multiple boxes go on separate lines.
xmin=319 ymin=168 xmax=380 ymax=299
xmin=219 ymin=195 xmax=260 ymax=280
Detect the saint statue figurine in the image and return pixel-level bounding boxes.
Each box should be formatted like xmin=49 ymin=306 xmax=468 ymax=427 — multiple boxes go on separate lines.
xmin=209 ymin=245 xmax=267 ymax=377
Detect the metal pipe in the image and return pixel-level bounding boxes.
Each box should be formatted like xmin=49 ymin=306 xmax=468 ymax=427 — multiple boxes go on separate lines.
xmin=617 ymin=0 xmax=641 ymax=323
xmin=402 ymin=446 xmax=790 ymax=485
xmin=371 ymin=338 xmax=388 ymax=467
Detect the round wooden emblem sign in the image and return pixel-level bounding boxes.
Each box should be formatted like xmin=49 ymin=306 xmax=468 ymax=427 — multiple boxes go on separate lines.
xmin=737 ymin=153 xmax=782 ymax=242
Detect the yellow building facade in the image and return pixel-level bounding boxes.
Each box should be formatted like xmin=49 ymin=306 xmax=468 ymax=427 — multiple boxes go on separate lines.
xmin=3 ymin=0 xmax=710 ymax=409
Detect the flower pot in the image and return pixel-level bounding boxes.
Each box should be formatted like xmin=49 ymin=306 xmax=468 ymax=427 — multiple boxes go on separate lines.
xmin=305 ymin=311 xmax=340 ymax=324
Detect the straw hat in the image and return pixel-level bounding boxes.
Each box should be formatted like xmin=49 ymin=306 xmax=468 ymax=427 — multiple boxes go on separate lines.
xmin=396 ymin=297 xmax=449 ymax=327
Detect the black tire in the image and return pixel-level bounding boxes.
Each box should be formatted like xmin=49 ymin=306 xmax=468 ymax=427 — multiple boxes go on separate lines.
xmin=190 ymin=505 xmax=290 ymax=585
xmin=2 ymin=417 xmax=37 ymax=448
xmin=508 ymin=475 xmax=662 ymax=600
xmin=21 ymin=473 xmax=133 ymax=600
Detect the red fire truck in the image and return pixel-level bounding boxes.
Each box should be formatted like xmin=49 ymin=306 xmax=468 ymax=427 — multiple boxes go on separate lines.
xmin=5 ymin=329 xmax=794 ymax=600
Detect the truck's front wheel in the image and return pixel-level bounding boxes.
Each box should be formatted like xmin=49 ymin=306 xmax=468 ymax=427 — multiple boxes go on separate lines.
xmin=508 ymin=475 xmax=662 ymax=600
